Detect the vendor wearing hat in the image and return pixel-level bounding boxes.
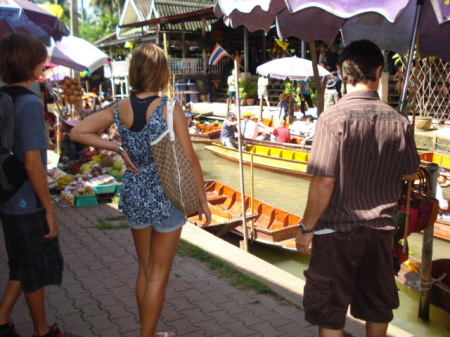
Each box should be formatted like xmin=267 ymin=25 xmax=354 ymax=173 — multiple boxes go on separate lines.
xmin=278 ymin=93 xmax=290 ymax=121
xmin=241 ymin=111 xmax=259 ymax=140
xmin=220 ymin=113 xmax=239 ymax=149
xmin=324 ymin=78 xmax=340 ymax=110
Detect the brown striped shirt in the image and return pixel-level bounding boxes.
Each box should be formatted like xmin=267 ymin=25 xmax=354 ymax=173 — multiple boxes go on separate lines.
xmin=307 ymin=90 xmax=420 ymax=231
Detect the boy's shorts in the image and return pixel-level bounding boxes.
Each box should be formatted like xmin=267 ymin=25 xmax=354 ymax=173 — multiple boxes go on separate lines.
xmin=0 ymin=210 xmax=64 ymax=293
xmin=303 ymin=227 xmax=399 ymax=330
xmin=127 ymin=207 xmax=186 ymax=232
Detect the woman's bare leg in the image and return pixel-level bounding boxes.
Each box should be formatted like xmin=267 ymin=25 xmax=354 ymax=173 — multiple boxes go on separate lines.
xmin=131 ymin=227 xmax=182 ymax=337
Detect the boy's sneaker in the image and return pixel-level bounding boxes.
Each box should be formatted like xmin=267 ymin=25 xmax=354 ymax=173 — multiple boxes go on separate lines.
xmin=0 ymin=321 xmax=22 ymax=337
xmin=31 ymin=324 xmax=80 ymax=337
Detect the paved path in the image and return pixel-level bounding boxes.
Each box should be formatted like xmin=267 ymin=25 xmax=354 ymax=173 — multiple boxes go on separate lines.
xmin=0 ymin=203 xmax=411 ymax=337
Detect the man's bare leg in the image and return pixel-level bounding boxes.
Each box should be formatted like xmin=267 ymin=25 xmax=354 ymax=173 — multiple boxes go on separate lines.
xmin=366 ymin=322 xmax=388 ymax=337
xmin=319 ymin=327 xmax=344 ymax=337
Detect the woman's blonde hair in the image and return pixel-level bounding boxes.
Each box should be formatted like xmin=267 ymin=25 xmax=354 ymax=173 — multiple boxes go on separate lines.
xmin=128 ymin=43 xmax=170 ymax=94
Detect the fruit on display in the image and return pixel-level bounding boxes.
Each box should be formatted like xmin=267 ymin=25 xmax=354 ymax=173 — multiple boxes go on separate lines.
xmin=59 ymin=191 xmax=75 ymax=206
xmin=57 ymin=175 xmax=75 ymax=186
xmin=60 ymin=77 xmax=83 ymax=105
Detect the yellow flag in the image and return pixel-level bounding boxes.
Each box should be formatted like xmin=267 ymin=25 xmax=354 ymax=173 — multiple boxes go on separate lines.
xmin=275 ymin=38 xmax=289 ymax=51
xmin=38 ymin=4 xmax=64 ymax=18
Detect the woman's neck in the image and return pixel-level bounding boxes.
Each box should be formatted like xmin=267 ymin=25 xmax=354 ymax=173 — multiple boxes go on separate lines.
xmin=135 ymin=91 xmax=159 ymax=98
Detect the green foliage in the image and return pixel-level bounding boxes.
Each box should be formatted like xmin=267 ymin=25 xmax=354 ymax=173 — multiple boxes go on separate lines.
xmin=79 ymin=13 xmax=118 ymax=44
xmin=283 ymin=78 xmax=301 ymax=102
xmin=239 ymin=78 xmax=257 ymax=99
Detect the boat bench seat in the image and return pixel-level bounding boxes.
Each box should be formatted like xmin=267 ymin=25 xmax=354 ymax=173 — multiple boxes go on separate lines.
xmin=207 ymin=194 xmax=228 ymax=205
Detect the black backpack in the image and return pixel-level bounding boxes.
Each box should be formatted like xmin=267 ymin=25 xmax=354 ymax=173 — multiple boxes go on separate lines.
xmin=0 ymin=86 xmax=31 ymax=205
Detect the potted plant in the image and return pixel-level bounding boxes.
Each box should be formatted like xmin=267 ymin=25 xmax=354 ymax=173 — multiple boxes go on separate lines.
xmin=239 ymin=78 xmax=257 ymax=105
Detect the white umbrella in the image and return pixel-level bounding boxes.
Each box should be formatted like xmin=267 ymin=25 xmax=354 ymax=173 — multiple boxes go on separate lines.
xmin=41 ymin=65 xmax=72 ymax=82
xmin=256 ymin=56 xmax=330 ymax=81
xmin=47 ymin=35 xmax=109 ymax=72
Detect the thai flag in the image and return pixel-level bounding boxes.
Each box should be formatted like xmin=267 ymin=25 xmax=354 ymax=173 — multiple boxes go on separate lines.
xmin=208 ymin=43 xmax=228 ymax=65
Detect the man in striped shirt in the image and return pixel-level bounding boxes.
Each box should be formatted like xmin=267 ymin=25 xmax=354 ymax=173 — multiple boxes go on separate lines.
xmin=296 ymin=40 xmax=419 ymax=337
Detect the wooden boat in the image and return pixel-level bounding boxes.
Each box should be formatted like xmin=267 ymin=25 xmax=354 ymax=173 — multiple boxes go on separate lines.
xmin=419 ymin=152 xmax=450 ymax=169
xmin=245 ymin=138 xmax=310 ymax=151
xmin=397 ymin=258 xmax=450 ymax=314
xmin=204 ymin=143 xmax=311 ymax=178
xmin=188 ymin=180 xmax=301 ymax=250
xmin=433 ymin=219 xmax=450 ymax=242
xmin=190 ymin=123 xmax=222 ymax=143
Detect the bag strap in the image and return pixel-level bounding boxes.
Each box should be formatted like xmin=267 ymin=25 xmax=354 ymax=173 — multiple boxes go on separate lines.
xmin=166 ymin=98 xmax=176 ymax=141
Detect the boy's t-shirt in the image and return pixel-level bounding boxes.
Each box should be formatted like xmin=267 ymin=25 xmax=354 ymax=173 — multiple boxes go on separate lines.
xmin=0 ymin=90 xmax=47 ymax=215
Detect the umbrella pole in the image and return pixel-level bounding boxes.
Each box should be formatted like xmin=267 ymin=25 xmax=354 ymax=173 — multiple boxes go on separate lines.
xmin=234 ymin=60 xmax=248 ymax=252
xmin=399 ymin=0 xmax=424 ymax=115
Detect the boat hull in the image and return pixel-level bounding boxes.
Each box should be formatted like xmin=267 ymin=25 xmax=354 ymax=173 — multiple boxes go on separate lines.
xmin=204 ymin=143 xmax=311 ymax=179
xmin=188 ymin=180 xmax=301 ymax=251
xmin=397 ymin=258 xmax=450 ymax=314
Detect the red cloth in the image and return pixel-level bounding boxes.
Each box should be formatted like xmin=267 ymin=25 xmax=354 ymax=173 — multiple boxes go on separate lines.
xmin=273 ymin=126 xmax=291 ymax=143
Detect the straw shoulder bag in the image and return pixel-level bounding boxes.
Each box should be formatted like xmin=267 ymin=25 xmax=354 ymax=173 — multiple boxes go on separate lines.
xmin=150 ymin=98 xmax=199 ymax=216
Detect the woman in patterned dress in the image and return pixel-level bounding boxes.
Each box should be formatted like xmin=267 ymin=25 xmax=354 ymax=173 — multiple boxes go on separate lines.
xmin=71 ymin=43 xmax=211 ymax=337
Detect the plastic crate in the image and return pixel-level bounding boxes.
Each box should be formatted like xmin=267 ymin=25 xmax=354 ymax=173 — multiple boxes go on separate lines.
xmin=93 ymin=184 xmax=117 ymax=194
xmin=74 ymin=195 xmax=98 ymax=207
xmin=115 ymin=184 xmax=123 ymax=194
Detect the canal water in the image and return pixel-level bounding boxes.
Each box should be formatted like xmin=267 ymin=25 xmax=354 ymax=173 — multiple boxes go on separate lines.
xmin=194 ymin=143 xmax=450 ymax=337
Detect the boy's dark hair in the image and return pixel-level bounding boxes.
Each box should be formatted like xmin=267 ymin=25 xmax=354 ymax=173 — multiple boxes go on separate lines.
xmin=337 ymin=40 xmax=384 ymax=86
xmin=0 ymin=33 xmax=47 ymax=85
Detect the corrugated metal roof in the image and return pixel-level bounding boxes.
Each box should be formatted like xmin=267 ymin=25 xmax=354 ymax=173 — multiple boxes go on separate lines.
xmin=119 ymin=0 xmax=215 ymax=38
xmin=155 ymin=0 xmax=215 ymax=32
xmin=134 ymin=0 xmax=152 ymax=20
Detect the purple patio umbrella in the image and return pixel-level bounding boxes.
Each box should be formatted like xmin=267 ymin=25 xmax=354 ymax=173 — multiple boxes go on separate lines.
xmin=215 ymin=0 xmax=450 ymax=113
xmin=0 ymin=0 xmax=69 ymax=45
xmin=214 ymin=0 xmax=449 ymax=61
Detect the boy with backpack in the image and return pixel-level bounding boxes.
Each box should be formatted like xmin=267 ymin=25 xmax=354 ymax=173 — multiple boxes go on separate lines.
xmin=0 ymin=33 xmax=79 ymax=337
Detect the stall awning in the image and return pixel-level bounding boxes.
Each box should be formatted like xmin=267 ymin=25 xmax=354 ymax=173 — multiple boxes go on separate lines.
xmin=119 ymin=7 xmax=216 ymax=29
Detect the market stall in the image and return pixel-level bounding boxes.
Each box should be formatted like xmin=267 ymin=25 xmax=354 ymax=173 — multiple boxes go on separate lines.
xmin=47 ymin=151 xmax=125 ymax=207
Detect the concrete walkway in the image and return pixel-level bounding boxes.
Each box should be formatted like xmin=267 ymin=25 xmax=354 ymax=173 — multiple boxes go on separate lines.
xmin=0 ymin=202 xmax=413 ymax=337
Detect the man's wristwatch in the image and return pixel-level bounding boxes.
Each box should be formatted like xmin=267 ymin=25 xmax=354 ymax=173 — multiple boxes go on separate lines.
xmin=299 ymin=223 xmax=315 ymax=234
xmin=116 ymin=146 xmax=124 ymax=155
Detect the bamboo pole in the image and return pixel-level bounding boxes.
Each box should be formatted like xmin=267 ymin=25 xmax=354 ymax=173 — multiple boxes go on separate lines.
xmin=250 ymin=152 xmax=255 ymax=241
xmin=234 ymin=60 xmax=248 ymax=252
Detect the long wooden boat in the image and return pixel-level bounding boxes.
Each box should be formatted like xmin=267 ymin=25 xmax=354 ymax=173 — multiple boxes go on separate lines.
xmin=419 ymin=152 xmax=450 ymax=170
xmin=433 ymin=219 xmax=450 ymax=242
xmin=245 ymin=138 xmax=311 ymax=151
xmin=204 ymin=143 xmax=311 ymax=178
xmin=190 ymin=123 xmax=222 ymax=143
xmin=188 ymin=180 xmax=301 ymax=250
xmin=397 ymin=258 xmax=450 ymax=314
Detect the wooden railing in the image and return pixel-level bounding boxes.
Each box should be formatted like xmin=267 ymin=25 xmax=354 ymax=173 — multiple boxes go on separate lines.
xmin=169 ymin=57 xmax=226 ymax=75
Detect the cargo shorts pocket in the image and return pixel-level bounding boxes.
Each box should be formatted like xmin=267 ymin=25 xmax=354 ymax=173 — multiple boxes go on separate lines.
xmin=303 ymin=268 xmax=332 ymax=320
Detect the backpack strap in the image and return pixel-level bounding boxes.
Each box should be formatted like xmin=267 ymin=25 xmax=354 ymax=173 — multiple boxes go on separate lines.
xmin=0 ymin=86 xmax=35 ymax=102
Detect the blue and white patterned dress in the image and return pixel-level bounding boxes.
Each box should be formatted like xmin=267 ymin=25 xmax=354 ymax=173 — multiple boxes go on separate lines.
xmin=114 ymin=96 xmax=174 ymax=225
